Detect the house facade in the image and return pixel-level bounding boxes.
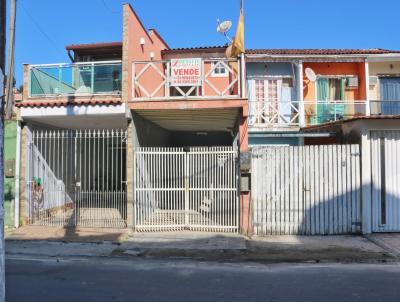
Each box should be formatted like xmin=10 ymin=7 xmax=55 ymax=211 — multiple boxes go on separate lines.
xmin=14 ymin=4 xmax=400 ymax=235
xmin=16 ymin=4 xmax=249 ymax=233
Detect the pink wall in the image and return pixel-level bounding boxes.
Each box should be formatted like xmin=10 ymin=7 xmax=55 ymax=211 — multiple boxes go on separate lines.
xmin=123 ymin=4 xmax=168 ymax=101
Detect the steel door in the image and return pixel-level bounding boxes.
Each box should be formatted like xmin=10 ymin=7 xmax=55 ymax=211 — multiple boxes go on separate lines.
xmin=371 ymin=130 xmax=400 ymax=232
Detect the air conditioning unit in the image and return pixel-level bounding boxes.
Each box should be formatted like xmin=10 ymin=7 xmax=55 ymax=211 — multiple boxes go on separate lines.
xmin=346 ymin=76 xmax=359 ymax=88
xmin=369 ymin=76 xmax=379 ymax=86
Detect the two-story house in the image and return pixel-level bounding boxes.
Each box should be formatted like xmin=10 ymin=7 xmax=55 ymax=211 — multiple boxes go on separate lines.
xmin=16 ymin=4 xmax=249 ymax=233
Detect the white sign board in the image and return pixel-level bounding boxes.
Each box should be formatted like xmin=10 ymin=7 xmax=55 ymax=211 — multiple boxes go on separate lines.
xmin=170 ymin=58 xmax=202 ymax=87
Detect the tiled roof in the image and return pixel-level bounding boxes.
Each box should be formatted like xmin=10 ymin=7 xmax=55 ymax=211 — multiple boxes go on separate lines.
xmin=15 ymin=99 xmax=122 ymax=108
xmin=302 ymin=115 xmax=400 ymax=131
xmin=65 ymin=42 xmax=122 ymax=51
xmin=246 ymin=48 xmax=400 ymax=55
xmin=162 ymin=46 xmax=227 ymax=54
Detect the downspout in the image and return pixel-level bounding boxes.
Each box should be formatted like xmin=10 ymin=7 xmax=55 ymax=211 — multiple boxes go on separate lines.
xmin=14 ymin=120 xmax=20 ymax=228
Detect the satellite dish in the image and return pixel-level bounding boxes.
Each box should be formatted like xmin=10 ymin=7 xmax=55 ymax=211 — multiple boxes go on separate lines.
xmin=305 ymin=68 xmax=317 ymax=82
xmin=217 ymin=20 xmax=232 ymax=33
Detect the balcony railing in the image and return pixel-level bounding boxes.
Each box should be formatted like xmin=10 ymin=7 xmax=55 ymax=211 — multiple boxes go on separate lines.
xmin=370 ymin=100 xmax=400 ymax=115
xmin=248 ymin=100 xmax=368 ymax=127
xmin=29 ymin=61 xmax=122 ymax=97
xmin=305 ymin=101 xmax=367 ymax=125
xmin=132 ymin=58 xmax=242 ymax=100
xmin=248 ymin=101 xmax=301 ymax=127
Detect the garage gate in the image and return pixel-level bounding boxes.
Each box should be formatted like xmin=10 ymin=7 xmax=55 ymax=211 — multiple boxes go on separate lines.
xmin=134 ymin=147 xmax=239 ymax=232
xmin=371 ymin=130 xmax=400 ymax=232
xmin=27 ymin=129 xmax=127 ymax=228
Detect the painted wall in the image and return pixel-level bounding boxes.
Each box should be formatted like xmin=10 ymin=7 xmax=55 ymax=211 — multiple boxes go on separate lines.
xmin=369 ymin=61 xmax=400 ymax=100
xmin=4 ymin=120 xmax=17 ymax=228
xmin=303 ymin=62 xmax=366 ymax=101
xmin=303 ymin=62 xmax=367 ymax=125
xmin=122 ymin=4 xmax=168 ymax=101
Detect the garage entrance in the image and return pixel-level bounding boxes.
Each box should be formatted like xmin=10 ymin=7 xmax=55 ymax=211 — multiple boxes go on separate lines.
xmin=371 ymin=130 xmax=400 ymax=232
xmin=27 ymin=129 xmax=127 ymax=228
xmin=134 ymin=146 xmax=238 ymax=232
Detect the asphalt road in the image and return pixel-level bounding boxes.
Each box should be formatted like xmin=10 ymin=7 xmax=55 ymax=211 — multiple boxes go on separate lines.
xmin=6 ymin=256 xmax=400 ymax=302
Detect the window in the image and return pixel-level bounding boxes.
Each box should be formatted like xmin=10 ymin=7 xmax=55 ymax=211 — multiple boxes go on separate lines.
xmin=211 ymin=61 xmax=228 ymax=77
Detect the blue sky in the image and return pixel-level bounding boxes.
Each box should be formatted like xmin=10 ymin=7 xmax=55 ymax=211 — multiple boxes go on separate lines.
xmin=10 ymin=0 xmax=400 ymax=85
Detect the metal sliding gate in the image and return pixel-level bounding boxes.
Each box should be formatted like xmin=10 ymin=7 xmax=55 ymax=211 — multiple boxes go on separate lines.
xmin=27 ymin=129 xmax=128 ymax=228
xmin=134 ymin=147 xmax=239 ymax=232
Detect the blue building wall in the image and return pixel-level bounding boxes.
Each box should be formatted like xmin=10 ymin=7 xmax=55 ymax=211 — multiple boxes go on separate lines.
xmin=246 ymin=61 xmax=300 ymax=104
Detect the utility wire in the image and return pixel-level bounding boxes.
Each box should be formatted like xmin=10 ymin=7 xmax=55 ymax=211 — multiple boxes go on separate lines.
xmin=19 ymin=2 xmax=66 ymax=57
xmin=101 ymin=0 xmax=121 ymax=14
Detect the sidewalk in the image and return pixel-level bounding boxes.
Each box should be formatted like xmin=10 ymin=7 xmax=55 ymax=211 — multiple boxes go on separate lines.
xmin=5 ymin=227 xmax=395 ymax=264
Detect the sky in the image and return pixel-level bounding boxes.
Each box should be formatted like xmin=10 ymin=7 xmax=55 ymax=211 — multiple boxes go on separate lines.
xmin=8 ymin=0 xmax=400 ymax=85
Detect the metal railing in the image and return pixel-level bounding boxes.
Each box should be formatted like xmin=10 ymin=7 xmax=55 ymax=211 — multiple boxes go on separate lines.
xmin=304 ymin=100 xmax=367 ymax=125
xmin=248 ymin=100 xmax=368 ymax=127
xmin=132 ymin=58 xmax=242 ymax=100
xmin=370 ymin=100 xmax=400 ymax=115
xmin=29 ymin=61 xmax=122 ymax=97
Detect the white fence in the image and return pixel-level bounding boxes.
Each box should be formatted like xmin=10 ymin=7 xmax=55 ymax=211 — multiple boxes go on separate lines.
xmin=252 ymin=145 xmax=362 ymax=235
xmin=134 ymin=147 xmax=239 ymax=232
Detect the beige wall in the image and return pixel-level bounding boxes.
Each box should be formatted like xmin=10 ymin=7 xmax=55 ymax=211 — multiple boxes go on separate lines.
xmin=369 ymin=61 xmax=400 ymax=100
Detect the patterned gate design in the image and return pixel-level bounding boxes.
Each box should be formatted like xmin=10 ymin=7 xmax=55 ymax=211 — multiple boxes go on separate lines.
xmin=27 ymin=129 xmax=127 ymax=228
xmin=134 ymin=147 xmax=239 ymax=232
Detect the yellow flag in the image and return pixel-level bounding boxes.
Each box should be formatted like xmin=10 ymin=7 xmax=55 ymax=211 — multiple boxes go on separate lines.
xmin=226 ymin=8 xmax=245 ymax=58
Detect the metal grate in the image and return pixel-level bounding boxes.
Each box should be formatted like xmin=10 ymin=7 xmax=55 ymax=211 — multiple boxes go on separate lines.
xmin=27 ymin=129 xmax=127 ymax=228
xmin=134 ymin=147 xmax=239 ymax=232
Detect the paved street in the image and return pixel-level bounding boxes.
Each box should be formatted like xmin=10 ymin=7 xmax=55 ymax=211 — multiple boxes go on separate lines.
xmin=5 ymin=256 xmax=400 ymax=302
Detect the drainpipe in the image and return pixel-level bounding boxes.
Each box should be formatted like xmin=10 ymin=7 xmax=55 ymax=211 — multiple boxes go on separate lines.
xmin=14 ymin=120 xmax=20 ymax=228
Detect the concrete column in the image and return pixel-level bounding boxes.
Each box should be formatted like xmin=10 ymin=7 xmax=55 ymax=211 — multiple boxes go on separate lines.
xmin=126 ymin=119 xmax=134 ymax=228
xmin=22 ymin=64 xmax=29 ymax=100
xmin=19 ymin=125 xmax=28 ymax=226
xmin=297 ymin=61 xmax=305 ymax=127
xmin=361 ymin=130 xmax=372 ymax=234
xmin=365 ymin=60 xmax=371 ymax=116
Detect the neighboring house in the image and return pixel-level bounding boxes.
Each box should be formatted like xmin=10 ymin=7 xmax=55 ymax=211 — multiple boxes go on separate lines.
xmin=246 ymin=49 xmax=400 ymax=146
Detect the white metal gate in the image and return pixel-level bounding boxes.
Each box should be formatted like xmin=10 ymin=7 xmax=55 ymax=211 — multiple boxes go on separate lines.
xmin=252 ymin=145 xmax=362 ymax=235
xmin=371 ymin=130 xmax=400 ymax=232
xmin=134 ymin=147 xmax=238 ymax=232
xmin=27 ymin=129 xmax=127 ymax=228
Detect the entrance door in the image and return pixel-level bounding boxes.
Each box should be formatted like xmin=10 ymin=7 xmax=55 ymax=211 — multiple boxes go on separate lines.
xmin=371 ymin=130 xmax=400 ymax=232
xmin=134 ymin=147 xmax=238 ymax=232
xmin=380 ymin=77 xmax=400 ymax=115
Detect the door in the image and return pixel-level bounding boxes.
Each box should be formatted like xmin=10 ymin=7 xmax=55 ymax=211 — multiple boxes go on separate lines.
xmin=249 ymin=78 xmax=282 ymax=125
xmin=315 ymin=78 xmax=346 ymax=124
xmin=380 ymin=77 xmax=400 ymax=115
xmin=134 ymin=147 xmax=238 ymax=232
xmin=371 ymin=130 xmax=400 ymax=232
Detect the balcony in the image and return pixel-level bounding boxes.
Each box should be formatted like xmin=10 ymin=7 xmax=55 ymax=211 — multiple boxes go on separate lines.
xmin=132 ymin=58 xmax=242 ymax=101
xmin=248 ymin=100 xmax=368 ymax=128
xmin=29 ymin=61 xmax=122 ymax=97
